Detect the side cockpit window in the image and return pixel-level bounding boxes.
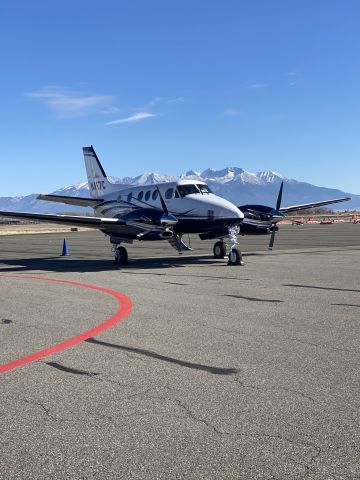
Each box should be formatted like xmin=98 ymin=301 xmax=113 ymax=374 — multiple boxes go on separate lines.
xmin=165 ymin=188 xmax=174 ymax=199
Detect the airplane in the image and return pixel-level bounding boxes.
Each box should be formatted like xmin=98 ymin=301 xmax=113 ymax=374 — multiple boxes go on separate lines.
xmin=0 ymin=146 xmax=245 ymax=266
xmin=237 ymin=181 xmax=351 ymax=250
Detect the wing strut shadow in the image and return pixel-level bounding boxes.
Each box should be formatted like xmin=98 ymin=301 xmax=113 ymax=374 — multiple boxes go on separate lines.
xmin=85 ymin=337 xmax=238 ymax=375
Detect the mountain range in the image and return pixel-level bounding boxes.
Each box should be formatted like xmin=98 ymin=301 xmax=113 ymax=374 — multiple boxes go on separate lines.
xmin=1 ymin=167 xmax=359 ymax=213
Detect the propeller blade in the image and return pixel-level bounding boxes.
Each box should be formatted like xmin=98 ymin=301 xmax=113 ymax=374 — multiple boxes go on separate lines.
xmin=269 ymin=181 xmax=284 ymax=250
xmin=155 ymin=186 xmax=178 ymax=225
xmin=156 ymin=186 xmax=169 ymax=216
xmin=268 ymin=227 xmax=276 ymax=250
xmin=276 ymin=181 xmax=284 ymax=211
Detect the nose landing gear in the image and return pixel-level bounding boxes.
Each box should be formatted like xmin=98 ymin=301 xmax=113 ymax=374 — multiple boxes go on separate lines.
xmin=227 ymin=225 xmax=243 ymax=265
xmin=227 ymin=247 xmax=242 ymax=266
xmin=213 ymin=226 xmax=243 ymax=265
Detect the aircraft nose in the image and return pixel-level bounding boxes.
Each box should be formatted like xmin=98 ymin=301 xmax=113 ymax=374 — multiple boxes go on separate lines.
xmin=220 ymin=200 xmax=244 ymax=220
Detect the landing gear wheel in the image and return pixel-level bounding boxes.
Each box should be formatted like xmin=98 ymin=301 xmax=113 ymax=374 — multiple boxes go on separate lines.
xmin=114 ymin=246 xmax=128 ymax=265
xmin=213 ymin=241 xmax=227 ymax=259
xmin=228 ymin=248 xmax=242 ymax=266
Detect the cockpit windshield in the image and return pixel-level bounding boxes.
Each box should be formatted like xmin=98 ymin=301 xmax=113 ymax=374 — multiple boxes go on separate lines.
xmin=177 ymin=184 xmax=200 ymax=197
xmin=176 ymin=183 xmax=213 ymax=197
xmin=197 ymin=183 xmax=212 ymax=194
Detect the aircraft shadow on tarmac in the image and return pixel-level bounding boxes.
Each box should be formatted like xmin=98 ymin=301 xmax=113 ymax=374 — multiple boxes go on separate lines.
xmin=0 ymin=255 xmax=221 ymax=273
xmin=85 ymin=337 xmax=238 ymax=375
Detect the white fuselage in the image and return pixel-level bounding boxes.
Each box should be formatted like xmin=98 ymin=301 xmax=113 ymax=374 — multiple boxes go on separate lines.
xmin=92 ymin=179 xmax=243 ymax=233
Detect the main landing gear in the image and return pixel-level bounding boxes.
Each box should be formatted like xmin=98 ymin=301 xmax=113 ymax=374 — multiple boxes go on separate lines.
xmin=213 ymin=241 xmax=227 ymax=259
xmin=213 ymin=226 xmax=244 ymax=266
xmin=113 ymin=245 xmax=128 ymax=265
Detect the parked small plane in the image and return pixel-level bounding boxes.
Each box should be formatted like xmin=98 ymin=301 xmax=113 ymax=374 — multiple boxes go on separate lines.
xmin=0 ymin=146 xmax=245 ymax=265
xmin=237 ymin=182 xmax=351 ymax=249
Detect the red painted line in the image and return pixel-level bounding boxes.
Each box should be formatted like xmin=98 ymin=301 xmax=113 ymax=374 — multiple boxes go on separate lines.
xmin=0 ymin=275 xmax=132 ymax=374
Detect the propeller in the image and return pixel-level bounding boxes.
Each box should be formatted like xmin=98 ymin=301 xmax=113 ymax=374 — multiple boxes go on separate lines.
xmin=156 ymin=186 xmax=178 ymax=226
xmin=156 ymin=186 xmax=169 ymax=215
xmin=275 ymin=181 xmax=283 ymax=211
xmin=268 ymin=181 xmax=284 ymax=250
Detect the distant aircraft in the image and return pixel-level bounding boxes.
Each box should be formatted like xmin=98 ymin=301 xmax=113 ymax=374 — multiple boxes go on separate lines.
xmin=237 ymin=182 xmax=351 ymax=250
xmin=0 ymin=146 xmax=245 ymax=265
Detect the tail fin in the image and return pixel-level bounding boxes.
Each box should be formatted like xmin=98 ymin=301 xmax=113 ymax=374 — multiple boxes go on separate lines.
xmin=83 ymin=146 xmax=117 ymax=198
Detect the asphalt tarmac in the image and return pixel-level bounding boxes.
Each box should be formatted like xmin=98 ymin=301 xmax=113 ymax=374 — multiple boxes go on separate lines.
xmin=0 ymin=223 xmax=359 ymax=479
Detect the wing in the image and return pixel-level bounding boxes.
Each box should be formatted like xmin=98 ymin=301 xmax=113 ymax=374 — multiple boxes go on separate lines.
xmin=280 ymin=197 xmax=351 ymax=214
xmin=37 ymin=194 xmax=103 ymax=208
xmin=0 ymin=208 xmax=177 ymax=241
xmin=0 ymin=210 xmax=125 ymax=229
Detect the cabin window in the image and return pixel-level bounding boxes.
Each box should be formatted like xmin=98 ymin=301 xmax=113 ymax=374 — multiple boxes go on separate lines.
xmin=137 ymin=191 xmax=144 ymax=201
xmin=174 ymin=190 xmax=179 ymax=198
xmin=177 ymin=184 xmax=200 ymax=198
xmin=165 ymin=188 xmax=173 ymax=199
xmin=127 ymin=192 xmax=133 ymax=203
xmin=145 ymin=190 xmax=151 ymax=201
xmin=152 ymin=190 xmax=158 ymax=200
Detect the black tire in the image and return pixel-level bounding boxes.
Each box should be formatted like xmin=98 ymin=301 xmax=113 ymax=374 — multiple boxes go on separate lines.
xmin=114 ymin=246 xmax=128 ymax=265
xmin=227 ymin=248 xmax=242 ymax=266
xmin=213 ymin=241 xmax=226 ymax=259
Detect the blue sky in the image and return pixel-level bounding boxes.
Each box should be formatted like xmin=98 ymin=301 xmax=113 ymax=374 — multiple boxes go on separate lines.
xmin=1 ymin=0 xmax=359 ymax=196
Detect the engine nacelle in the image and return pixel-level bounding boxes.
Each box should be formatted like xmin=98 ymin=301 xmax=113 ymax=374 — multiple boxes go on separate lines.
xmin=120 ymin=208 xmax=164 ymax=226
xmin=139 ymin=229 xmax=173 ymax=241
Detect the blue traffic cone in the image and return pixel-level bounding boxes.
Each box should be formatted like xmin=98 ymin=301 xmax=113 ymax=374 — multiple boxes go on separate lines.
xmin=60 ymin=238 xmax=69 ymax=256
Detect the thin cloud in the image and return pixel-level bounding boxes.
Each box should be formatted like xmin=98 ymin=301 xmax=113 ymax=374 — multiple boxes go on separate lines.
xmin=148 ymin=96 xmax=184 ymax=107
xmin=106 ymin=112 xmax=158 ymax=125
xmin=248 ymin=83 xmax=267 ymax=90
xmin=223 ymin=108 xmax=241 ymax=117
xmin=166 ymin=96 xmax=184 ymax=104
xmin=25 ymin=86 xmax=118 ymax=118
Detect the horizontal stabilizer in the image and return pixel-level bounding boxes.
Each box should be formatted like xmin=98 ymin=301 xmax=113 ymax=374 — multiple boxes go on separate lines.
xmin=37 ymin=194 xmax=104 ymax=208
xmin=280 ymin=197 xmax=351 ymax=214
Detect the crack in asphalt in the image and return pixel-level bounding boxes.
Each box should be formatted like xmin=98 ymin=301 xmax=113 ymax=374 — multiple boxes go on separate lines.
xmin=21 ymin=399 xmax=61 ymax=422
xmin=172 ymin=398 xmax=223 ymax=434
xmin=233 ymin=377 xmax=316 ymax=404
xmin=287 ymin=337 xmax=354 ymax=354
xmin=156 ymin=394 xmax=322 ymax=476
xmin=19 ymin=386 xmax=322 ymax=477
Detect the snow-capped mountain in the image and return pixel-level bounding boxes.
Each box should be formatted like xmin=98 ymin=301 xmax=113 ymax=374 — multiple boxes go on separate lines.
xmin=1 ymin=167 xmax=359 ymax=213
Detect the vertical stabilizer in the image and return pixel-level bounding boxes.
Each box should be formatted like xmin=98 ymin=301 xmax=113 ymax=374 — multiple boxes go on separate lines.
xmin=83 ymin=146 xmax=117 ymax=198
